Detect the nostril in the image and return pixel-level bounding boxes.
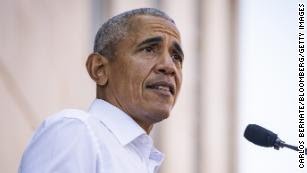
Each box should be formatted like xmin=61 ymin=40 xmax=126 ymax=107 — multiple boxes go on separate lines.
xmin=158 ymin=68 xmax=166 ymax=73
xmin=155 ymin=57 xmax=176 ymax=75
xmin=157 ymin=68 xmax=175 ymax=75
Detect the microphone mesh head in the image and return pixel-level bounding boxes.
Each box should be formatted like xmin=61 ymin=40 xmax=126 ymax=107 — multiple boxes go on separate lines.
xmin=244 ymin=124 xmax=278 ymax=147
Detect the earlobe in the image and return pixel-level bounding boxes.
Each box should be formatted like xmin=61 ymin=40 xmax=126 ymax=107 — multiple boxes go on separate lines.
xmin=86 ymin=53 xmax=109 ymax=86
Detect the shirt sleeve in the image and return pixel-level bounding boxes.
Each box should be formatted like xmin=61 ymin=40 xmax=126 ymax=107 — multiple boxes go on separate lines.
xmin=19 ymin=115 xmax=98 ymax=173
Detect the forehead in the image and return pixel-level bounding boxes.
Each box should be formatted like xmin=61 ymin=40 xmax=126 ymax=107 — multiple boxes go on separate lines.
xmin=126 ymin=15 xmax=181 ymax=43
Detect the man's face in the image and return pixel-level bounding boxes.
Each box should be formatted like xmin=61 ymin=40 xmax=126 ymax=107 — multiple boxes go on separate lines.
xmin=105 ymin=15 xmax=183 ymax=130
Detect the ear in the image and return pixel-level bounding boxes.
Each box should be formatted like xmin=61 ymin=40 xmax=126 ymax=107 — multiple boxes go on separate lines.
xmin=86 ymin=53 xmax=109 ymax=86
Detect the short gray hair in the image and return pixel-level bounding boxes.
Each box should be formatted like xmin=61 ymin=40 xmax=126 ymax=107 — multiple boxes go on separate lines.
xmin=94 ymin=8 xmax=175 ymax=59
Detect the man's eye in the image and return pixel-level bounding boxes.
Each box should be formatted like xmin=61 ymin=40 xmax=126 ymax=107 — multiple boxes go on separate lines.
xmin=172 ymin=54 xmax=183 ymax=63
xmin=143 ymin=47 xmax=154 ymax=53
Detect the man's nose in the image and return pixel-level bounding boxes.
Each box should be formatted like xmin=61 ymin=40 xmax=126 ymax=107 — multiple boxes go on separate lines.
xmin=154 ymin=53 xmax=176 ymax=76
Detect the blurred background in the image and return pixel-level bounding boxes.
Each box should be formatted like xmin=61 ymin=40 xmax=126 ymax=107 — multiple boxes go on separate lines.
xmin=0 ymin=0 xmax=305 ymax=172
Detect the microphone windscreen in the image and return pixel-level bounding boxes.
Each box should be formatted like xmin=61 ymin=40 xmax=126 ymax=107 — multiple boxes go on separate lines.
xmin=244 ymin=124 xmax=278 ymax=147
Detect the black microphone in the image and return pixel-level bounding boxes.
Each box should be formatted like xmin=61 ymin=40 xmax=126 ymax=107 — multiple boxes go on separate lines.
xmin=244 ymin=124 xmax=306 ymax=155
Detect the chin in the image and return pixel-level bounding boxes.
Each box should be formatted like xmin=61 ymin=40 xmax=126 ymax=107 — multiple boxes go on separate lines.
xmin=139 ymin=100 xmax=174 ymax=123
xmin=147 ymin=107 xmax=171 ymax=123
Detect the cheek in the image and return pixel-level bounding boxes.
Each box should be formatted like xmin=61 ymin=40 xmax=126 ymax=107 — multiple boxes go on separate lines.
xmin=129 ymin=73 xmax=144 ymax=95
xmin=117 ymin=64 xmax=148 ymax=97
xmin=176 ymin=70 xmax=183 ymax=87
xmin=111 ymin=55 xmax=155 ymax=98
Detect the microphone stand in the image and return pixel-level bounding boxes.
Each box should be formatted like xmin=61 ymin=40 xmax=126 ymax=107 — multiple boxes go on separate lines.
xmin=274 ymin=138 xmax=307 ymax=155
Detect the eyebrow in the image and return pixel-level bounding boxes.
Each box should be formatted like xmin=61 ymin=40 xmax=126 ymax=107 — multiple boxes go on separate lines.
xmin=136 ymin=36 xmax=184 ymax=58
xmin=173 ymin=42 xmax=184 ymax=59
xmin=137 ymin=36 xmax=163 ymax=48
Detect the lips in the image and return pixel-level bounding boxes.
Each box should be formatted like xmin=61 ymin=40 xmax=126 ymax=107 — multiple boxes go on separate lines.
xmin=146 ymin=81 xmax=175 ymax=95
xmin=146 ymin=80 xmax=175 ymax=95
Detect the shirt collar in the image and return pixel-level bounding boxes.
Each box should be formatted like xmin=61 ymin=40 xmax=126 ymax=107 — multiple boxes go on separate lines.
xmin=132 ymin=134 xmax=164 ymax=162
xmin=88 ymin=99 xmax=146 ymax=146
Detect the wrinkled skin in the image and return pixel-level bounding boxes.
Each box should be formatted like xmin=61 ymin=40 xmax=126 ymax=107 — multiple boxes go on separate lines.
xmin=87 ymin=15 xmax=184 ymax=133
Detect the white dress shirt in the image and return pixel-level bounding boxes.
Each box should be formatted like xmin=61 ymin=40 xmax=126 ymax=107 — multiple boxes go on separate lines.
xmin=19 ymin=99 xmax=164 ymax=173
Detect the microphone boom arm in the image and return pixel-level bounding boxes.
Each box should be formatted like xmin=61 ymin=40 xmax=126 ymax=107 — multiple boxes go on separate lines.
xmin=274 ymin=138 xmax=307 ymax=155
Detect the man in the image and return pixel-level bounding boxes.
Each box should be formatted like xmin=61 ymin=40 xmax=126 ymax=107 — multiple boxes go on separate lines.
xmin=19 ymin=8 xmax=184 ymax=173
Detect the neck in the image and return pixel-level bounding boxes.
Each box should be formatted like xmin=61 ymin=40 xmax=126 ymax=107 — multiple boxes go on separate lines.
xmin=96 ymin=86 xmax=153 ymax=134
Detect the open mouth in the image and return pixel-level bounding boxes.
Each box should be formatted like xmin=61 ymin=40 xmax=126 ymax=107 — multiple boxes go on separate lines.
xmin=146 ymin=81 xmax=175 ymax=95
